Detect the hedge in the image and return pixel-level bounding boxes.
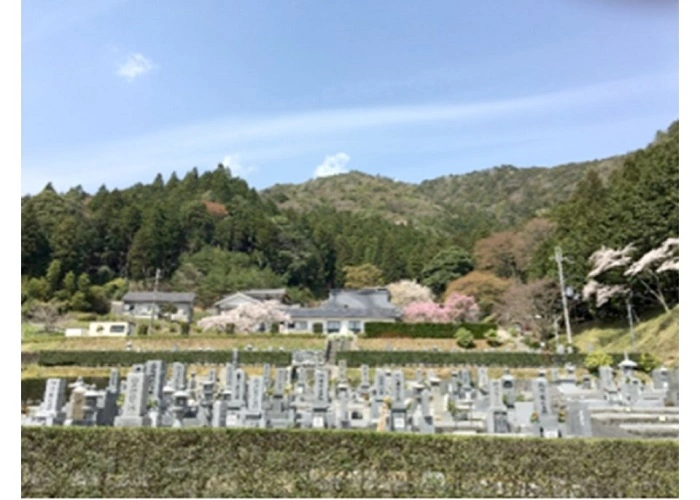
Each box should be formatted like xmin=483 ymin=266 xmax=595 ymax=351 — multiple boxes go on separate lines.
xmin=21 ymin=427 xmax=678 ymax=498
xmin=364 ymin=322 xmax=497 ymax=339
xmin=34 ymin=350 xmax=292 ymax=367
xmin=22 ymin=377 xmax=110 ymax=404
xmin=337 ymin=351 xmax=647 ymax=368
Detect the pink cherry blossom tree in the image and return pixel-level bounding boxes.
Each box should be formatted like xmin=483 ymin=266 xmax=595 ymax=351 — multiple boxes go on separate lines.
xmin=402 ymin=293 xmax=480 ymax=323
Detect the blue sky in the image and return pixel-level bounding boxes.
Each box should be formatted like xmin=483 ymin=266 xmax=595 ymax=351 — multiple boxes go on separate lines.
xmin=21 ymin=0 xmax=678 ymax=195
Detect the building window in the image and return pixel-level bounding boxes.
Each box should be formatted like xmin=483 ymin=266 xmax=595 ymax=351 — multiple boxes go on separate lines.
xmin=349 ymin=321 xmax=362 ymax=333
xmin=295 ymin=321 xmax=308 ymax=331
xmin=327 ymin=321 xmax=341 ymax=333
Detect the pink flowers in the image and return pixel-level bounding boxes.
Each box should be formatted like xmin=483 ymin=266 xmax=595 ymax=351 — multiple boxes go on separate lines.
xmin=402 ymin=293 xmax=480 ymax=323
xmin=198 ymin=300 xmax=291 ymax=333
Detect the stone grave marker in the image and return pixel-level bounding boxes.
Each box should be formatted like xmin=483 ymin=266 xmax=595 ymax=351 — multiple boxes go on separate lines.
xmin=565 ymin=401 xmax=592 ymax=437
xmin=115 ymin=365 xmax=151 ymax=427
xmin=171 ymin=363 xmax=187 ymax=391
xmin=532 ymin=375 xmax=558 ymax=438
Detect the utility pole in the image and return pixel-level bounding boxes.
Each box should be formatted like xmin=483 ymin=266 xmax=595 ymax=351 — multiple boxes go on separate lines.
xmin=553 ymin=247 xmax=573 ymax=346
xmin=149 ymin=268 xmax=161 ymax=336
xmin=626 ymin=297 xmax=636 ymax=353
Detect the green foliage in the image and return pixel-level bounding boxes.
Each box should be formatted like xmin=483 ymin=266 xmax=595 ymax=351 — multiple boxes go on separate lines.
xmin=313 ymin=322 xmax=324 ymax=334
xmin=137 ymin=324 xmax=149 ymax=336
xmin=455 ymin=328 xmax=475 ymax=349
xmin=22 ymin=427 xmax=679 ymax=498
xmin=364 ymin=322 xmax=496 ymax=339
xmin=421 ymin=246 xmax=474 ymax=296
xmin=179 ymin=322 xmax=190 ymax=336
xmin=342 ymin=263 xmax=385 ymax=288
xmin=584 ymin=351 xmax=614 ymax=374
xmin=485 ymin=329 xmax=501 ymax=347
xmin=338 ymin=350 xmax=648 ymax=368
xmin=637 ymin=352 xmax=661 ymax=373
xmin=34 ymin=350 xmax=292 ymax=367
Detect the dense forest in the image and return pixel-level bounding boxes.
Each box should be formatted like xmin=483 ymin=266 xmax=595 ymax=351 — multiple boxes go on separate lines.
xmin=21 ymin=121 xmax=678 ymax=335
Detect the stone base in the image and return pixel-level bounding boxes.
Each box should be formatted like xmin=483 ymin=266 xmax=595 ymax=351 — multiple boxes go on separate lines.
xmin=114 ymin=415 xmax=152 ymax=428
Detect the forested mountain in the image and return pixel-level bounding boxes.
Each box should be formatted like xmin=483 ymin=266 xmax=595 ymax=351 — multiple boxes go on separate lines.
xmin=21 ymin=121 xmax=678 ymax=328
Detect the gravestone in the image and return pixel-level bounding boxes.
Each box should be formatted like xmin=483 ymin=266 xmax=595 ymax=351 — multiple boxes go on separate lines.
xmin=232 ymin=348 xmax=239 ymax=369
xmin=145 ymin=360 xmax=167 ymax=402
xmin=263 ymin=364 xmax=272 ymax=388
xmin=171 ymin=363 xmax=187 ymax=391
xmin=598 ymin=365 xmax=616 ymax=392
xmin=565 ymin=401 xmax=592 ymax=437
xmin=390 ymin=370 xmax=407 ymax=432
xmin=242 ymin=376 xmax=267 ymax=428
xmin=477 ymin=366 xmax=488 ymax=392
xmin=230 ymin=369 xmax=247 ymax=407
xmin=211 ymin=400 xmax=226 ymax=428
xmin=115 ymin=366 xmax=152 ymax=427
xmin=652 ymin=367 xmax=670 ymax=391
xmin=108 ymin=369 xmax=120 ymax=393
xmin=312 ymin=368 xmax=330 ymax=429
xmin=274 ymin=367 xmax=288 ymax=396
xmin=338 ymin=359 xmax=348 ymax=382
xmin=358 ymin=365 xmax=371 ymax=396
xmin=224 ymin=364 xmax=235 ymax=393
xmin=550 ymin=367 xmax=559 ymax=383
xmin=66 ymin=384 xmax=87 ymax=425
xmin=487 ymin=379 xmax=510 ymax=434
xmin=33 ymin=378 xmax=67 ymax=426
xmin=532 ymin=375 xmax=558 ymax=438
xmin=501 ymin=369 xmax=516 ymax=408
xmin=418 ymin=386 xmax=435 ymax=434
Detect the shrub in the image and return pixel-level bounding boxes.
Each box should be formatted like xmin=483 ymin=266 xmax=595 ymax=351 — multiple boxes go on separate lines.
xmin=455 ymin=328 xmax=475 ymax=349
xmin=364 ymin=322 xmax=497 ymax=339
xmin=34 ymin=350 xmax=292 ymax=367
xmin=76 ymin=313 xmax=97 ymax=322
xmin=485 ymin=329 xmax=501 ymax=347
xmin=637 ymin=352 xmax=661 ymax=373
xmin=312 ymin=323 xmax=324 ymax=334
xmin=179 ymin=322 xmax=190 ymax=336
xmin=584 ymin=351 xmax=614 ymax=374
xmin=21 ymin=427 xmax=679 ymax=498
xmin=136 ymin=324 xmax=149 ymax=336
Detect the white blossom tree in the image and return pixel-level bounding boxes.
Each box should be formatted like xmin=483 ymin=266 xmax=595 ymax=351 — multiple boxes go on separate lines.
xmin=198 ymin=300 xmax=291 ymax=333
xmin=386 ymin=280 xmax=434 ymax=307
xmin=583 ymin=239 xmax=678 ymax=312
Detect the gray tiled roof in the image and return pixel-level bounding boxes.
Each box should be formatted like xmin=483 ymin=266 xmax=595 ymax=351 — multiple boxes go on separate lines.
xmin=122 ymin=292 xmax=196 ymax=304
xmin=289 ymin=307 xmax=401 ymax=320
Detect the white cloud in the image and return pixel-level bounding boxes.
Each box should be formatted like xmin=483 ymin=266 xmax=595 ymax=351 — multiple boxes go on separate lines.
xmin=221 ymin=154 xmax=256 ymax=177
xmin=116 ymin=53 xmax=154 ymax=81
xmin=314 ymin=153 xmax=350 ymax=178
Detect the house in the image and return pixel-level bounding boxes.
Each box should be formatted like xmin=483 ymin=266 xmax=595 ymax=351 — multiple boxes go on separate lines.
xmin=285 ymin=288 xmax=401 ymax=334
xmin=121 ymin=291 xmax=196 ymax=323
xmin=213 ymin=289 xmax=290 ymax=314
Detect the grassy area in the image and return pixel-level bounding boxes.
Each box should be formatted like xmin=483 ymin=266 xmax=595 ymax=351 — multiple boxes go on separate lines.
xmin=21 ymin=364 xmax=592 ymax=382
xmin=573 ymin=306 xmax=679 ymax=367
xmin=21 ymin=335 xmax=328 ymax=352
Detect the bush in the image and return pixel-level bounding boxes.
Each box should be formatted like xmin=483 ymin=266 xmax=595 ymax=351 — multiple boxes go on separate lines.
xmin=136 ymin=324 xmax=149 ymax=336
xmin=485 ymin=329 xmax=501 ymax=347
xmin=584 ymin=351 xmax=614 ymax=374
xmin=637 ymin=352 xmax=661 ymax=373
xmin=76 ymin=313 xmax=97 ymax=322
xmin=312 ymin=323 xmax=324 ymax=334
xmin=455 ymin=328 xmax=475 ymax=349
xmin=179 ymin=322 xmax=190 ymax=336
xmin=365 ymin=322 xmax=496 ymax=339
xmin=21 ymin=427 xmax=679 ymax=498
xmin=34 ymin=350 xmax=292 ymax=367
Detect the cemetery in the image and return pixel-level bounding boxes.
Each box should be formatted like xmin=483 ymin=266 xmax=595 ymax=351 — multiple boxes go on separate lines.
xmin=23 ymin=348 xmax=678 ymax=439
xmin=21 ymin=347 xmax=679 ymax=497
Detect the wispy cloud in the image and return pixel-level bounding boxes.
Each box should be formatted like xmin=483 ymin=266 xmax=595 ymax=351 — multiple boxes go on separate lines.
xmin=116 ymin=53 xmax=154 ymax=81
xmin=221 ymin=154 xmax=256 ymax=177
xmin=314 ymin=153 xmax=350 ymax=178
xmin=21 ymin=73 xmax=676 ymax=194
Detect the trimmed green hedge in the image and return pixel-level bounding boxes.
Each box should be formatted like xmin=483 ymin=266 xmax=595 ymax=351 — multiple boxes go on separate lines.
xmin=22 ymin=427 xmax=679 ymax=498
xmin=35 ymin=350 xmax=292 ymax=367
xmin=337 ymin=351 xmax=647 ymax=368
xmin=364 ymin=322 xmax=497 ymax=339
xmin=22 ymin=377 xmax=110 ymax=404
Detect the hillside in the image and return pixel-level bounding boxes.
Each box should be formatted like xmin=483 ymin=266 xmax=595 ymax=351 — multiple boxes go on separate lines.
xmin=262 ymin=155 xmax=628 ymax=231
xmin=573 ymin=306 xmax=679 ymax=367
